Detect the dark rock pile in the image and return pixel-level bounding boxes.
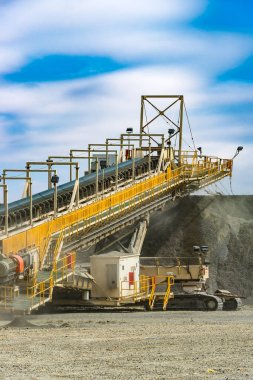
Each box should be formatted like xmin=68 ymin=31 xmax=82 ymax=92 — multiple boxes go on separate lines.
xmin=142 ymin=195 xmax=253 ymax=299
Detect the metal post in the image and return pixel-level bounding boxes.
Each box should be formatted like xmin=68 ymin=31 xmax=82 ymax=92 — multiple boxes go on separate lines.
xmin=54 ymin=182 xmax=57 ymax=216
xmin=47 ymin=160 xmax=53 ymax=189
xmin=120 ymin=135 xmax=124 ymax=163
xmin=95 ymin=159 xmax=99 ymax=197
xmin=179 ymin=95 xmax=184 ymax=166
xmin=26 ymin=164 xmax=30 ymax=197
xmin=75 ymin=165 xmax=79 ymax=206
xmin=0 ymin=175 xmax=32 ymax=229
xmin=106 ymin=141 xmax=109 ymax=168
xmin=29 ymin=180 xmax=33 ymax=226
xmin=162 ymin=136 xmax=165 ymax=171
xmin=139 ymin=96 xmax=144 ymax=147
xmin=115 ymin=152 xmax=118 ymax=189
xmin=3 ymin=185 xmax=8 ymax=235
xmin=88 ymin=146 xmax=91 ymax=174
xmin=2 ymin=172 xmax=6 ymax=185
xmin=70 ymin=151 xmax=73 ymax=181
xmin=149 ymin=139 xmax=151 ymax=173
xmin=132 ymin=149 xmax=135 ymax=181
xmin=102 ymin=169 xmax=105 ymax=196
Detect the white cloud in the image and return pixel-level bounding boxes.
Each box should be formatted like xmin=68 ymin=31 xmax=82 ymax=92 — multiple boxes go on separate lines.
xmin=0 ymin=0 xmax=252 ymax=75
xmin=0 ymin=0 xmax=204 ymax=58
xmin=0 ymin=0 xmax=205 ymax=41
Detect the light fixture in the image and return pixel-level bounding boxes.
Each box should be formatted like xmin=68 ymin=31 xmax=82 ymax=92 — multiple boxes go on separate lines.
xmin=200 ymin=245 xmax=209 ymax=254
xmin=51 ymin=174 xmax=59 ymax=184
xmin=126 ymin=127 xmax=133 ymax=134
xmin=168 ymin=128 xmax=175 ymax=136
xmin=197 ymin=147 xmax=202 ymax=156
xmin=232 ymin=146 xmax=243 ymax=159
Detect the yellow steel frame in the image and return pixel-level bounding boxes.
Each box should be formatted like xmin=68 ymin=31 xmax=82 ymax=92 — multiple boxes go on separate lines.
xmin=52 ymin=231 xmax=64 ymax=263
xmin=148 ymin=275 xmax=174 ymax=310
xmin=2 ymin=153 xmax=232 ymax=263
xmin=163 ymin=276 xmax=174 ymax=310
xmin=0 ymin=285 xmax=19 ymax=309
xmin=120 ymin=275 xmax=153 ymax=301
xmin=26 ymin=253 xmax=76 ymax=309
xmin=120 ymin=274 xmax=174 ymax=310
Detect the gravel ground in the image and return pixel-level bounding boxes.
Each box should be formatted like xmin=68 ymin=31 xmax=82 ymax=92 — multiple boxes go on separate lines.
xmin=0 ymin=307 xmax=252 ymax=380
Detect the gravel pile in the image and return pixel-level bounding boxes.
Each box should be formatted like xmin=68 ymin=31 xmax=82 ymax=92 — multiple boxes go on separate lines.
xmin=143 ymin=195 xmax=253 ymax=299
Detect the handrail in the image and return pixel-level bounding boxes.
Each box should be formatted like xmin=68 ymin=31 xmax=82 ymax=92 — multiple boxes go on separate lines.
xmin=2 ymin=154 xmax=232 ymax=258
xmin=26 ymin=252 xmax=76 ymax=308
xmin=0 ymin=285 xmax=19 ymax=309
xmin=120 ymin=274 xmax=174 ymax=311
xmin=63 ymin=159 xmax=229 ymax=234
xmin=52 ymin=231 xmax=64 ymax=262
xmin=163 ymin=276 xmax=174 ymax=310
xmin=41 ymin=225 xmax=52 ymax=261
xmin=148 ymin=277 xmax=156 ymax=309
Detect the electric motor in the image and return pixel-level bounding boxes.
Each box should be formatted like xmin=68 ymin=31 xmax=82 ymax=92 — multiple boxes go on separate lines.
xmin=0 ymin=254 xmax=17 ymax=283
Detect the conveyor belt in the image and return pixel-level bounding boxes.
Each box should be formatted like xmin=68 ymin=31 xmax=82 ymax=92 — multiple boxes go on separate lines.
xmin=0 ymin=156 xmax=157 ymax=228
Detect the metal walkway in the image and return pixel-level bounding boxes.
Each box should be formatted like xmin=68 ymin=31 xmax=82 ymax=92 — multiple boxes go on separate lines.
xmin=1 ymin=154 xmax=231 ymax=262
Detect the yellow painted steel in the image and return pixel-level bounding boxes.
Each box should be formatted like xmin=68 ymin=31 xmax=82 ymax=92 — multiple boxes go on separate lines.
xmin=53 ymin=231 xmax=64 ymax=262
xmin=120 ymin=275 xmax=152 ymax=301
xmin=148 ymin=275 xmax=174 ymax=310
xmin=163 ymin=276 xmax=174 ymax=310
xmin=2 ymin=155 xmax=232 ymax=262
xmin=0 ymin=285 xmax=19 ymax=309
xmin=27 ymin=252 xmax=76 ymax=309
xmin=120 ymin=274 xmax=174 ymax=309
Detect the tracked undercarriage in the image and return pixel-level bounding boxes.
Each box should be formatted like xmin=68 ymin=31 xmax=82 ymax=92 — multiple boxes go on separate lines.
xmin=140 ymin=246 xmax=242 ymax=311
xmin=214 ymin=289 xmax=242 ymax=311
xmin=167 ymin=293 xmax=223 ymax=311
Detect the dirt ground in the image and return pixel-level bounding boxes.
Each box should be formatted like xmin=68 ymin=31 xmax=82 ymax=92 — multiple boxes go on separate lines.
xmin=0 ymin=307 xmax=252 ymax=380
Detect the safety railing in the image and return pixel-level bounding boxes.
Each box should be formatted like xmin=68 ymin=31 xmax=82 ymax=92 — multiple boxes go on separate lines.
xmin=163 ymin=276 xmax=174 ymax=310
xmin=40 ymin=224 xmax=53 ymax=262
xmin=148 ymin=276 xmax=156 ymax=309
xmin=2 ymin=154 xmax=232 ymax=258
xmin=120 ymin=275 xmax=153 ymax=301
xmin=52 ymin=252 xmax=76 ymax=283
xmin=52 ymin=231 xmax=64 ymax=263
xmin=62 ymin=162 xmax=205 ymax=235
xmin=140 ymin=256 xmax=204 ymax=266
xmin=26 ymin=252 xmax=76 ymax=309
xmin=26 ymin=276 xmax=54 ymax=309
xmin=120 ymin=274 xmax=174 ymax=310
xmin=148 ymin=275 xmax=174 ymax=310
xmin=0 ymin=285 xmax=19 ymax=309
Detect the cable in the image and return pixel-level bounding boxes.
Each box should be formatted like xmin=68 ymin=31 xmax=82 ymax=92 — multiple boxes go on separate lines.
xmin=174 ymin=111 xmax=180 ymax=150
xmin=215 ymin=182 xmax=228 ymax=196
xmin=218 ymin=179 xmax=231 ymax=196
xmin=182 ymin=137 xmax=194 ymax=151
xmin=161 ymin=115 xmax=178 ymax=130
xmin=183 ymin=101 xmax=196 ymax=150
xmin=229 ymin=176 xmax=234 ymax=195
xmin=143 ymin=102 xmax=150 ymax=135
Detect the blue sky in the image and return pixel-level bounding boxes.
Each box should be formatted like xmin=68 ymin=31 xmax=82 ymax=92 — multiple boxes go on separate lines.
xmin=0 ymin=0 xmax=252 ymax=199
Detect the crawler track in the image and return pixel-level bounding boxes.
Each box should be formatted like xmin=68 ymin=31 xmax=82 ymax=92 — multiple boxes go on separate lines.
xmin=167 ymin=293 xmax=223 ymax=311
xmin=222 ymin=297 xmax=242 ymax=311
